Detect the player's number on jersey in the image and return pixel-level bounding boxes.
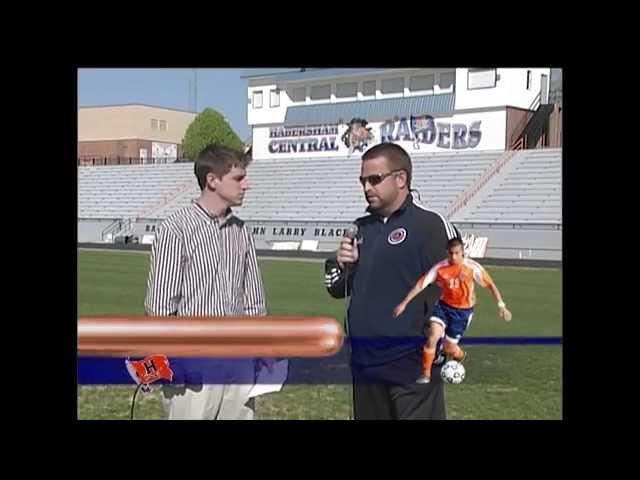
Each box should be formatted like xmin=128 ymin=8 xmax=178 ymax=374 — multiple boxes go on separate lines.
xmin=448 ymin=278 xmax=460 ymax=289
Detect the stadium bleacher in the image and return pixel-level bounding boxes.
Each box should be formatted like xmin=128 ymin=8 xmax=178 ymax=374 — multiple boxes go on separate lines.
xmin=78 ymin=149 xmax=562 ymax=225
xmin=449 ymin=148 xmax=561 ymax=224
xmin=149 ymin=150 xmax=503 ymax=221
xmin=78 ymin=148 xmax=562 ymax=259
xmin=78 ymin=163 xmax=194 ymax=219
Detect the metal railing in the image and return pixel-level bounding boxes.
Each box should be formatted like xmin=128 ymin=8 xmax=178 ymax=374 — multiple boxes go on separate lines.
xmin=135 ymin=181 xmax=196 ymax=219
xmin=512 ymin=137 xmax=525 ymax=151
xmin=508 ymin=92 xmax=542 ymax=148
xmin=101 ymin=218 xmax=135 ymax=242
xmin=78 ymin=156 xmax=189 ymax=166
xmin=115 ymin=218 xmax=134 ymax=238
xmin=530 ymin=91 xmax=541 ymax=111
xmin=518 ymin=104 xmax=555 ymax=150
xmin=445 ymin=149 xmax=520 ymax=220
xmin=101 ymin=219 xmax=123 ymax=242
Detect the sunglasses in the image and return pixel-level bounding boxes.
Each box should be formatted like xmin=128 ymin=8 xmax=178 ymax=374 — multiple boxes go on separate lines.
xmin=359 ymin=169 xmax=404 ymax=187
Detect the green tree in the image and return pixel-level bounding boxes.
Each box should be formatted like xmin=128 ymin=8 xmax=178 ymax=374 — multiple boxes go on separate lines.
xmin=182 ymin=108 xmax=243 ymax=160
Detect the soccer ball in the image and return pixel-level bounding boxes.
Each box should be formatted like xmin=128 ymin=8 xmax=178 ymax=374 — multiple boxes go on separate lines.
xmin=440 ymin=360 xmax=466 ymax=384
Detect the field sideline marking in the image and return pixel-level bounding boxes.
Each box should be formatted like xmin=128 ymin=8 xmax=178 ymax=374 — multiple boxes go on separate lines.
xmin=77 ymin=249 xmax=560 ymax=269
xmin=78 ymin=248 xmax=326 ymax=263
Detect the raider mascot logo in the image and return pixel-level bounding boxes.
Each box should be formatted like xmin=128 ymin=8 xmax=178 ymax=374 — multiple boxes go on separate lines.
xmin=341 ymin=118 xmax=375 ymax=155
xmin=410 ymin=114 xmax=437 ymax=150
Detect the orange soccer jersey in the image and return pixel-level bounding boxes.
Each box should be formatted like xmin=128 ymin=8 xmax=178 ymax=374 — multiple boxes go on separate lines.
xmin=417 ymin=258 xmax=494 ymax=309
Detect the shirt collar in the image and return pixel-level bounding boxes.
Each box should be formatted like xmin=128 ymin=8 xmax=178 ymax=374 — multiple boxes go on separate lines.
xmin=193 ymin=201 xmax=234 ymax=226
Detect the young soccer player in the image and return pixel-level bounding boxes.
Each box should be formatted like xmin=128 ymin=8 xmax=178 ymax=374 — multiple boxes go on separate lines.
xmin=393 ymin=238 xmax=512 ymax=383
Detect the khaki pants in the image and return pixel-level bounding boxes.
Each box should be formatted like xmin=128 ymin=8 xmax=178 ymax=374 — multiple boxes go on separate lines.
xmin=161 ymin=359 xmax=257 ymax=420
xmin=162 ymin=383 xmax=255 ymax=420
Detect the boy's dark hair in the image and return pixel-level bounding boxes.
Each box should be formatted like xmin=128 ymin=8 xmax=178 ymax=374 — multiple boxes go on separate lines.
xmin=194 ymin=145 xmax=252 ymax=190
xmin=447 ymin=238 xmax=464 ymax=251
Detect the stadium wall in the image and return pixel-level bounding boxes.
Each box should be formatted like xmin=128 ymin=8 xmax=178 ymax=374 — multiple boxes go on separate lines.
xmin=454 ymin=68 xmax=550 ymax=110
xmin=451 ymin=224 xmax=561 ymax=261
xmin=78 ymin=219 xmax=122 ymax=242
xmin=252 ymin=109 xmax=507 ymax=159
xmin=89 ymin=218 xmax=562 ymax=261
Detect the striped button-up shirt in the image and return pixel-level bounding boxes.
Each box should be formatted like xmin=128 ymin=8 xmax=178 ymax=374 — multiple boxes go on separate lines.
xmin=145 ymin=202 xmax=266 ymax=317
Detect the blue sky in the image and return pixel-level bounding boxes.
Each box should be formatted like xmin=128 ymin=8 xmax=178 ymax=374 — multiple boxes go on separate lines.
xmin=77 ymin=68 xmax=298 ymax=141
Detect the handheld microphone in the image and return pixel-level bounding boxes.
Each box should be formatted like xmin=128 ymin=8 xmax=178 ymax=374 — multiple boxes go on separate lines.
xmin=343 ymin=224 xmax=359 ymax=277
xmin=342 ymin=224 xmax=359 ymax=290
xmin=344 ymin=224 xmax=359 ymax=247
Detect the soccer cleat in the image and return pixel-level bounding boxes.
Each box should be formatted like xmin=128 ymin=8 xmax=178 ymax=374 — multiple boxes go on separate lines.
xmin=459 ymin=350 xmax=468 ymax=364
xmin=415 ymin=374 xmax=431 ymax=384
xmin=447 ymin=349 xmax=468 ymax=364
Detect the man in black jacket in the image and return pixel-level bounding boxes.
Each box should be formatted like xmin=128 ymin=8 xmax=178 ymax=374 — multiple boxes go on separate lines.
xmin=325 ymin=143 xmax=461 ymax=420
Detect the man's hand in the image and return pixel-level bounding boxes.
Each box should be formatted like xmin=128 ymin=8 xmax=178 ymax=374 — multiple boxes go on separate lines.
xmin=258 ymin=358 xmax=276 ymax=373
xmin=336 ymin=236 xmax=359 ymax=269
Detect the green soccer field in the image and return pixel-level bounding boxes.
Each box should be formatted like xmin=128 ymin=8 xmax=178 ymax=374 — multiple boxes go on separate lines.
xmin=77 ymin=249 xmax=562 ymax=420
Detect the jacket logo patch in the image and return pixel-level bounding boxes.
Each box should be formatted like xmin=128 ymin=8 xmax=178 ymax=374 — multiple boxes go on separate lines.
xmin=388 ymin=228 xmax=407 ymax=245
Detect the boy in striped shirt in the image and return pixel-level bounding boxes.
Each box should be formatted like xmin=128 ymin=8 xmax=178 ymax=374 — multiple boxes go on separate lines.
xmin=393 ymin=238 xmax=512 ymax=383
